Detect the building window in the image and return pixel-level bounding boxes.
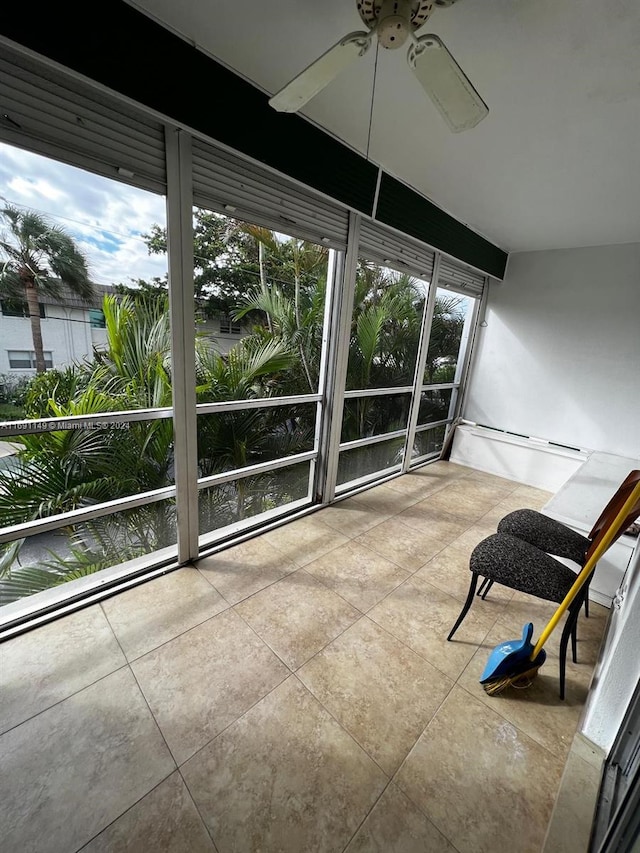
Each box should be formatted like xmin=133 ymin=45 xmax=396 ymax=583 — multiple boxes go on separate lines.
xmin=89 ymin=308 xmax=106 ymax=328
xmin=7 ymin=350 xmax=54 ymax=369
xmin=1 ymin=300 xmax=46 ymax=318
xmin=219 ymin=314 xmax=242 ymax=335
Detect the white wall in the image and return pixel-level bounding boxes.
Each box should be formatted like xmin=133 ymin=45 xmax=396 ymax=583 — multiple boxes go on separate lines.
xmin=581 ymin=540 xmax=640 ymax=753
xmin=0 ymin=306 xmax=96 ymax=375
xmin=464 ymin=243 xmax=640 ymax=458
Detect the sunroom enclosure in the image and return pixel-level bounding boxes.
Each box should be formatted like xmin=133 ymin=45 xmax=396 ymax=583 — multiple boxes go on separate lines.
xmin=0 ymin=48 xmax=486 ymax=634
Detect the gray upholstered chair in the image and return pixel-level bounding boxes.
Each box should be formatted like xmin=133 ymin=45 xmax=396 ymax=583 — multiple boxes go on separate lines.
xmin=479 ymin=470 xmax=640 ymax=613
xmin=477 ymin=510 xmax=591 ymax=615
xmin=448 ymin=532 xmax=586 ymax=699
xmin=447 ymin=469 xmax=640 ymax=699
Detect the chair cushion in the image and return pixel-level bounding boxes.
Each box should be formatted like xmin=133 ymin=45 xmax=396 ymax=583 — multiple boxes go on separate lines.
xmin=470 ymin=533 xmax=580 ymax=603
xmin=497 ymin=509 xmax=590 ymax=565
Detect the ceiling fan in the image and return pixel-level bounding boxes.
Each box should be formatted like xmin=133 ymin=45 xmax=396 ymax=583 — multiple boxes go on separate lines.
xmin=268 ymin=0 xmax=488 ymax=133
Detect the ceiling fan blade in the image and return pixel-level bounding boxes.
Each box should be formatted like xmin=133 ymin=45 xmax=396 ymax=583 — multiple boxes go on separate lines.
xmin=269 ymin=31 xmax=372 ymax=113
xmin=407 ymin=34 xmax=488 ymax=132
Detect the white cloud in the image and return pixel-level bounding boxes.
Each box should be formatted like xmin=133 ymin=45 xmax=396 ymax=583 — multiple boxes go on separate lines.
xmin=8 ymin=176 xmax=64 ymax=202
xmin=0 ymin=142 xmax=168 ymax=287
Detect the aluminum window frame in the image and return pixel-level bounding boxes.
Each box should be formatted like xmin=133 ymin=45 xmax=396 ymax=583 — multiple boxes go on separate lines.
xmin=0 ymin=42 xmax=487 ymax=636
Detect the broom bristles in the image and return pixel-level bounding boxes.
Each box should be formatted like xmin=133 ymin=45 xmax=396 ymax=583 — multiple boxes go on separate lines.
xmin=482 ymin=664 xmax=543 ymax=695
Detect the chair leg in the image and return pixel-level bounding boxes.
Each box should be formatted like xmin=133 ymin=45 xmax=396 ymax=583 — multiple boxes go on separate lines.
xmin=477 ymin=577 xmax=490 ymax=597
xmin=572 ymin=589 xmax=589 ymax=662
xmin=558 ymin=620 xmax=570 ymax=701
xmin=559 ymin=599 xmax=583 ymax=700
xmin=480 ymin=579 xmax=494 ymax=600
xmin=558 ymin=644 xmax=567 ymax=700
xmin=447 ymin=573 xmax=479 ymax=641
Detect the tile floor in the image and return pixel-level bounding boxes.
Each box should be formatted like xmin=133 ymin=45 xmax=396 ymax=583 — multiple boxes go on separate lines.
xmin=0 ymin=462 xmax=609 ymax=853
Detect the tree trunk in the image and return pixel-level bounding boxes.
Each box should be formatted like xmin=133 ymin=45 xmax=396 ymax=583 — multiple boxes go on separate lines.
xmin=25 ymin=280 xmax=46 ymax=373
xmin=257 ymin=243 xmax=273 ymax=334
xmin=294 ymin=272 xmax=314 ymax=392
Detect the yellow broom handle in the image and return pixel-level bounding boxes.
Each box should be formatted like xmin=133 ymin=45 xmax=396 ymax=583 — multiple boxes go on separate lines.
xmin=531 ymin=482 xmax=640 ymax=661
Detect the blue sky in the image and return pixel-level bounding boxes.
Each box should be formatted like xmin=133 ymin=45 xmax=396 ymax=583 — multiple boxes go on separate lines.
xmin=0 ymin=142 xmax=168 ymax=287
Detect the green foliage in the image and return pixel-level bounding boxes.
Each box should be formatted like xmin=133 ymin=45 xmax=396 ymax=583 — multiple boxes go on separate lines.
xmin=0 ymin=403 xmax=24 ymax=420
xmin=0 ymin=205 xmax=92 ymax=299
xmin=0 ymin=373 xmax=31 ymax=408
xmin=0 ymin=204 xmax=93 ymax=373
xmin=135 ymin=210 xmax=265 ymax=316
xmin=0 ymin=218 xmax=469 ymax=606
xmin=115 ymin=276 xmax=167 ymax=299
xmin=23 ymin=367 xmax=87 ymax=418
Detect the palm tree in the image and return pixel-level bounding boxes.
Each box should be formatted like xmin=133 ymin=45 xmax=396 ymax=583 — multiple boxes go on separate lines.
xmin=195 ymin=335 xmax=308 ymax=526
xmin=423 ymin=293 xmax=467 ymax=383
xmin=232 ymin=225 xmax=328 ymax=393
xmin=0 ymin=293 xmax=175 ymax=603
xmin=0 ymin=205 xmax=93 ymax=373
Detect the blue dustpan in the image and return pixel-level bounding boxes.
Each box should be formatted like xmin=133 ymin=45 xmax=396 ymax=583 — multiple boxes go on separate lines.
xmin=480 ymin=622 xmax=546 ymax=684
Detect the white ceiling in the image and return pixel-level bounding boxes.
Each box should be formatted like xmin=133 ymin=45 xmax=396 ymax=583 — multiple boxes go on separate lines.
xmin=130 ymin=0 xmax=640 ymax=253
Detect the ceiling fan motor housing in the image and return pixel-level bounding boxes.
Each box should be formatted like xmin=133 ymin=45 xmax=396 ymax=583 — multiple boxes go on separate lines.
xmin=358 ymin=0 xmax=436 ymax=44
xmin=377 ymin=0 xmax=412 ymax=48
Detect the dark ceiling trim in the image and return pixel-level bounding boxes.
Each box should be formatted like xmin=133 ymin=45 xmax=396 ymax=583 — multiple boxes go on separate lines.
xmin=1 ymin=1 xmax=508 ymax=278
xmin=377 ymin=174 xmax=508 ymax=279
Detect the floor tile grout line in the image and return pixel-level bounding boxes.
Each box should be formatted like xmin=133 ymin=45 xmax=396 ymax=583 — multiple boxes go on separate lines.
xmin=228 ymin=562 xmax=356 ymax=613
xmin=311 ymin=508 xmax=394 ymax=540
xmin=356 ymin=610 xmax=461 ymax=686
xmin=178 ymin=668 xmax=394 ymax=853
xmin=289 ymin=670 xmax=394 ymax=780
xmin=365 ymin=589 xmax=502 ymax=687
xmin=337 ymin=779 xmax=395 ymax=853
xmin=296 ymin=656 xmax=457 ymax=788
xmin=1 ymin=605 xmax=127 ymax=736
xmin=98 ymin=600 xmax=191 ymax=762
xmin=194 ymin=468 xmax=510 ymax=613
xmin=72 ymin=770 xmax=183 ymax=853
xmin=175 ymin=596 xmax=466 ymax=852
xmin=197 ymin=561 xmax=298 ymax=607
xmin=382 ymin=681 xmax=467 ymax=852
xmin=0 ymin=660 xmax=131 ymax=739
xmin=174 ymin=670 xmax=296 ymax=770
xmin=99 ymin=599 xmax=131 ymax=658
xmin=231 ymin=586 xmax=369 ymax=676
xmin=193 ymin=562 xmax=236 ymax=598
xmin=312 ymin=471 xmax=476 ymax=539
xmin=230 ymin=597 xmax=460 ymax=746
xmin=316 ymin=473 xmax=469 ymax=535
xmin=176 ymin=768 xmax=222 ymax=853
xmin=237 ymin=597 xmax=465 ymax=772
xmin=230 ymin=600 xmax=301 ymax=673
xmin=387 ymin=660 xmax=566 ymax=853
xmin=267 ymin=535 xmax=346 ymax=571
xmin=307 ymin=501 xmax=480 ymax=613
xmin=322 ymin=532 xmax=415 ymax=580
xmin=126 ymin=659 xmax=180 ymax=769
xmin=104 ymin=597 xmax=234 ymax=666
xmin=199 ymin=542 xmax=381 ymax=629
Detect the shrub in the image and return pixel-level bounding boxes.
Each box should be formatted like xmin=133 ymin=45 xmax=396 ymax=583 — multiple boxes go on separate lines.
xmin=0 ymin=373 xmax=30 ymax=408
